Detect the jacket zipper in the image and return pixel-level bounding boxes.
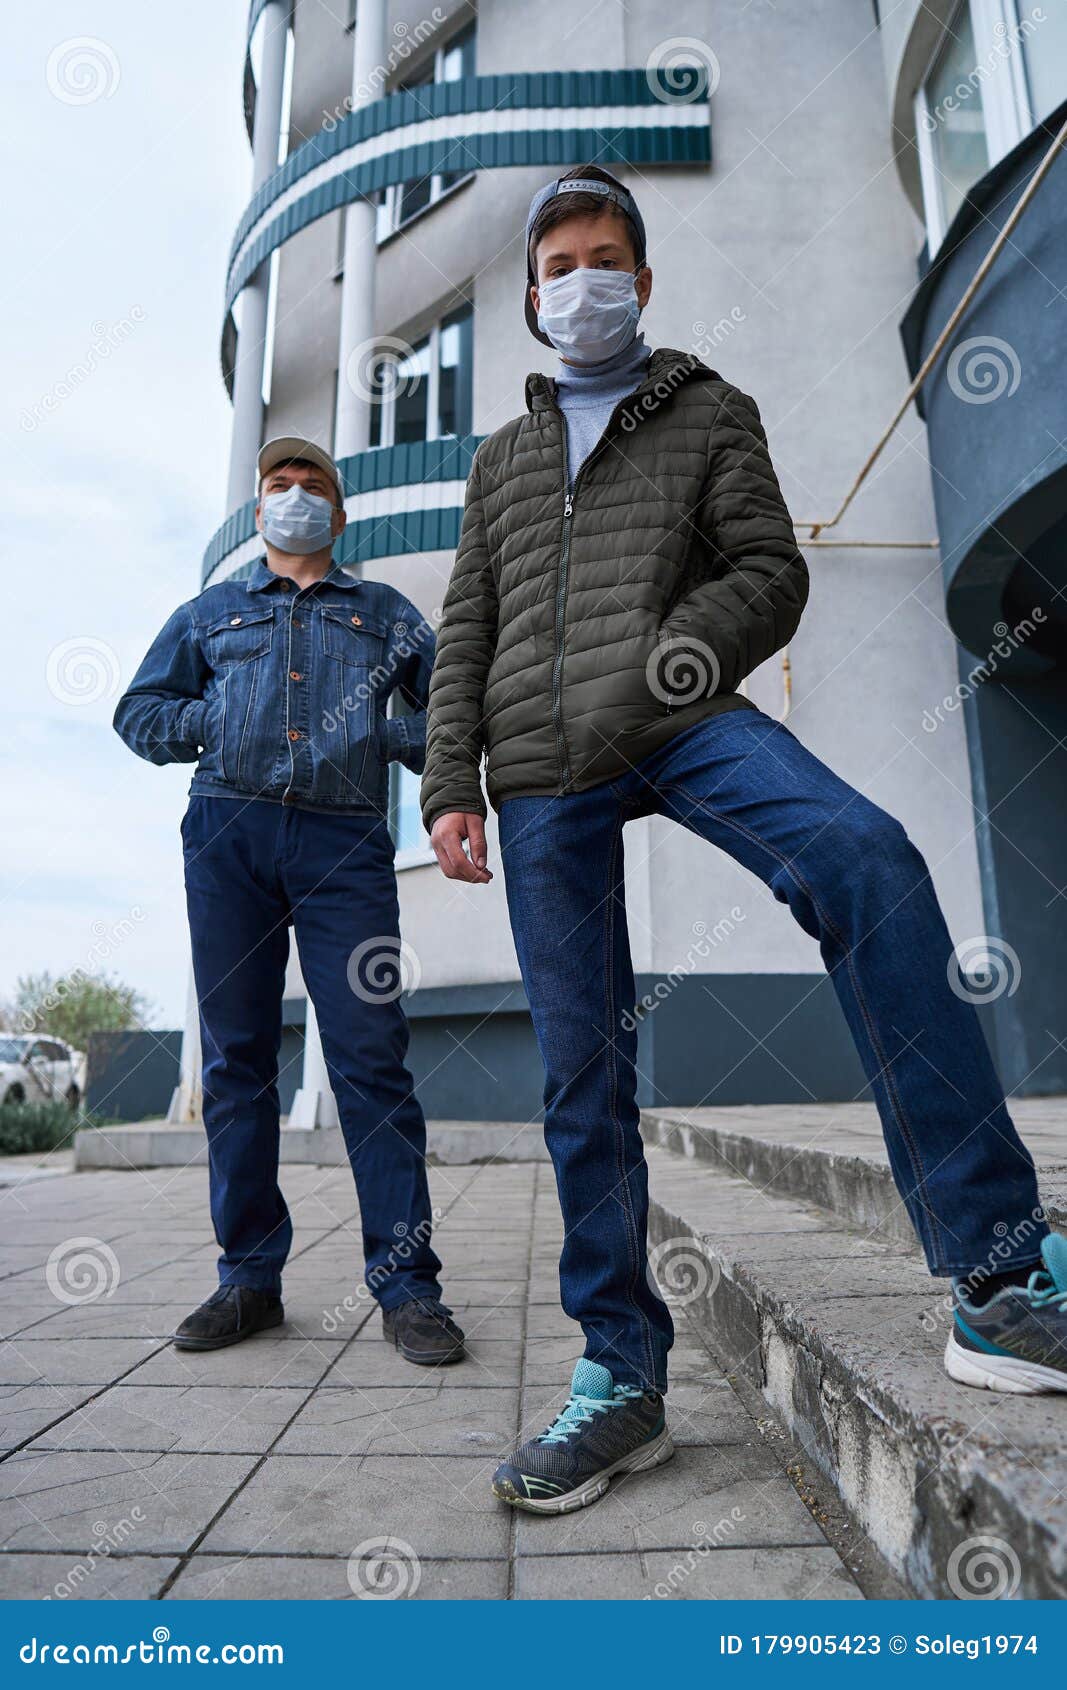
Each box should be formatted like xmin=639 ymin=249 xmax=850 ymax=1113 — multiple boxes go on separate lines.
xmin=547 ymin=386 xmax=657 ymax=795
xmin=551 ymin=478 xmax=574 ymax=790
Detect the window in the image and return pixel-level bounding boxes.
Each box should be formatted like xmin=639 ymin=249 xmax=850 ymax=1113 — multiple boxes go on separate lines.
xmin=1019 ymin=4 xmax=1067 ymax=124
xmin=390 ymin=764 xmax=426 ymax=858
xmin=919 ymin=7 xmax=990 ymax=241
xmin=376 ymin=22 xmax=476 ymax=240
xmin=913 ymin=1 xmax=1063 ymax=251
xmin=388 ymin=693 xmax=433 ymax=863
xmin=368 ymin=303 xmax=472 ymax=450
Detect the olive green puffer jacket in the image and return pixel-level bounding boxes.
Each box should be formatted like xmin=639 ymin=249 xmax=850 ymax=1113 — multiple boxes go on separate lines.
xmin=421 ymin=348 xmax=808 ymax=830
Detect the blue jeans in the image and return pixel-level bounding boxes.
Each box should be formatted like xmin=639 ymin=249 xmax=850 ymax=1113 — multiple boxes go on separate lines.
xmin=182 ymin=796 xmax=442 ymax=1304
xmin=499 ymin=710 xmax=1046 ymax=1392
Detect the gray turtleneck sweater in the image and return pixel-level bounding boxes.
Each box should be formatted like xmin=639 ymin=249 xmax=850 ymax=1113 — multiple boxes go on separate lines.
xmin=553 ymin=333 xmax=650 ymax=489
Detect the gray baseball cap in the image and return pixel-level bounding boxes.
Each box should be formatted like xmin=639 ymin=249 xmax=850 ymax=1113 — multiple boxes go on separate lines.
xmin=523 ymin=172 xmax=647 ymax=346
xmin=257 ymin=435 xmax=344 ymax=502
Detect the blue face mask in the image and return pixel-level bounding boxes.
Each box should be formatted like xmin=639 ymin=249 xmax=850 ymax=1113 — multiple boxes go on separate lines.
xmin=260 ymin=484 xmax=336 ymax=555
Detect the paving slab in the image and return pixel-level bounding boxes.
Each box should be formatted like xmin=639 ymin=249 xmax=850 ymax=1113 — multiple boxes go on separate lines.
xmin=0 ymin=1449 xmax=258 ymax=1553
xmin=164 ymin=1553 xmax=508 ymax=1601
xmin=199 ymin=1454 xmax=508 ymax=1559
xmin=274 ymin=1386 xmax=517 ymax=1457
xmin=0 ymin=1552 xmax=177 ymax=1599
xmin=132 ymin=1337 xmax=347 ymax=1390
xmin=31 ymin=1385 xmax=310 ymax=1455
xmin=331 ymin=1337 xmax=521 ymax=1390
xmin=515 ymin=1443 xmax=825 ymax=1557
xmin=0 ymin=1338 xmax=164 ymax=1387
xmin=515 ymin=1545 xmax=864 ymax=1601
xmin=0 ymin=1385 xmax=100 ymax=1452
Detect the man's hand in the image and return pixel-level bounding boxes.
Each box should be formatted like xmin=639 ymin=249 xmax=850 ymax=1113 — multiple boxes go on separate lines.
xmin=430 ymin=812 xmax=493 ymax=884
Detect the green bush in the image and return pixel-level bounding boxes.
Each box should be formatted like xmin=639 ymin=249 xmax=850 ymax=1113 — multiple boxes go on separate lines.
xmin=0 ymin=1101 xmax=79 ymax=1156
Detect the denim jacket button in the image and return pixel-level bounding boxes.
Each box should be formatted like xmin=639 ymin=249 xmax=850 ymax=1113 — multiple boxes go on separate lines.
xmin=351 ymin=615 xmax=362 ymax=626
xmin=287 ymin=729 xmax=301 ymax=741
xmin=230 ymin=616 xmax=242 ymax=626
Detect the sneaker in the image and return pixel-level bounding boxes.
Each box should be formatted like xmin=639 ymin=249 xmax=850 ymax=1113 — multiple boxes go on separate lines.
xmin=946 ymin=1234 xmax=1067 ymax=1394
xmin=173 ymin=1285 xmax=284 ymax=1352
xmin=382 ymin=1296 xmax=465 ymax=1365
xmin=492 ymin=1358 xmax=674 ymax=1514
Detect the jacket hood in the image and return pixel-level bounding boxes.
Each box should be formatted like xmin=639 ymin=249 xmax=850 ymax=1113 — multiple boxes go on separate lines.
xmin=525 ymin=347 xmax=722 ymax=413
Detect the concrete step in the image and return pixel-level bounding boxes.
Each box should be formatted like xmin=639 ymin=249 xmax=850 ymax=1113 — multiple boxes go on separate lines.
xmin=641 ymin=1100 xmax=1067 ymax=1239
xmin=74 ymin=1119 xmax=549 ymax=1170
xmin=645 ymin=1142 xmax=1067 ymax=1599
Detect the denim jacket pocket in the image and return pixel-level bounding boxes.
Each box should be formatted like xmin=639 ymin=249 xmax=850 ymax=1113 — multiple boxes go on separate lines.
xmin=204 ymin=606 xmax=274 ymax=785
xmin=317 ymin=608 xmax=388 ymax=803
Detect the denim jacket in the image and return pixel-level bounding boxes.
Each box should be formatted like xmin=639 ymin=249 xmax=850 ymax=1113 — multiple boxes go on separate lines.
xmin=114 ymin=560 xmax=434 ymax=816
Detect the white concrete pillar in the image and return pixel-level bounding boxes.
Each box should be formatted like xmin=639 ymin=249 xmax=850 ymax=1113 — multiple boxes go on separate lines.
xmin=288 ymin=997 xmax=340 ymax=1130
xmin=167 ymin=963 xmax=202 ymax=1124
xmin=333 ymin=0 xmax=388 ymax=457
xmin=225 ymin=0 xmax=289 ymax=511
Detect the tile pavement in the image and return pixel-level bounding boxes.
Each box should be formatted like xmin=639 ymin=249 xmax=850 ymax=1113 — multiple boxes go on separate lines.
xmin=0 ymin=1158 xmax=865 ymax=1601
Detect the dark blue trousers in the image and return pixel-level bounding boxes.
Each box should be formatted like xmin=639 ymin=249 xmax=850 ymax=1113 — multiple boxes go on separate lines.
xmin=182 ymin=796 xmax=442 ymax=1305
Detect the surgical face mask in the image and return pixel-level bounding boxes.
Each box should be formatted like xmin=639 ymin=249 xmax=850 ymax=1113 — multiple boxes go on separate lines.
xmin=260 ymin=484 xmax=336 ymax=555
xmin=536 ymin=266 xmax=641 ymax=363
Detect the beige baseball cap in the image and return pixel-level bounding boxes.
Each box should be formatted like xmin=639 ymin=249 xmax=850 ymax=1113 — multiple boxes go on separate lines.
xmin=257 ymin=435 xmax=344 ymax=502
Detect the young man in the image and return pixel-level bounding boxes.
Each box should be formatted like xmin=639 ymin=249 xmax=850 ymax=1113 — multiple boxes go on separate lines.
xmin=115 ymin=437 xmax=465 ymax=1367
xmin=422 ymin=166 xmax=1063 ymax=1515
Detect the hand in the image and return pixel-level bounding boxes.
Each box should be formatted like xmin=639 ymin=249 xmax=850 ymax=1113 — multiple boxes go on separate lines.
xmin=430 ymin=812 xmax=493 ymax=884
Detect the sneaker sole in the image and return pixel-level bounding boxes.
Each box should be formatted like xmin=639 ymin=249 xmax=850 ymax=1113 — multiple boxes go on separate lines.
xmin=944 ymin=1331 xmax=1067 ymax=1395
xmin=172 ymin=1308 xmax=285 ymax=1352
xmin=493 ymin=1425 xmax=675 ymax=1515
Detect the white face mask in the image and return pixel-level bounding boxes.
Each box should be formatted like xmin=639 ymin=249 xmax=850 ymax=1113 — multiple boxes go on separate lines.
xmin=536 ymin=267 xmax=641 ymax=364
xmin=260 ymin=484 xmax=336 ymax=555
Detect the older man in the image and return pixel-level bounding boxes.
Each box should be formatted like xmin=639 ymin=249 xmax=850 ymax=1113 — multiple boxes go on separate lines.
xmin=115 ymin=436 xmax=464 ymax=1366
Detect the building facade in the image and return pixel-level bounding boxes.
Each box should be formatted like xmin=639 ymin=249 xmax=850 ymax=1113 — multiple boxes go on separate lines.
xmin=173 ymin=0 xmax=1066 ymax=1125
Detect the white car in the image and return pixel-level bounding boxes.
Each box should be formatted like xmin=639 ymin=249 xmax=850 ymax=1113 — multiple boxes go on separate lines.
xmin=0 ymin=1036 xmax=83 ymax=1108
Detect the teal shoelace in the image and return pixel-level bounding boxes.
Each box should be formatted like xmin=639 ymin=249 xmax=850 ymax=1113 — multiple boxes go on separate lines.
xmin=1026 ymin=1270 xmax=1067 ymax=1310
xmin=538 ymin=1385 xmax=644 ymax=1445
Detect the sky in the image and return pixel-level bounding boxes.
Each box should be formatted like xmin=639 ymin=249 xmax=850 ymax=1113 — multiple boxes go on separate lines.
xmin=4 ymin=4 xmax=251 ymax=1027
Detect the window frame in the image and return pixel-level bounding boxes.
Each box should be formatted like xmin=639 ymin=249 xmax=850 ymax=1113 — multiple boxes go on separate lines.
xmin=375 ymin=22 xmax=477 ymax=243
xmin=913 ymin=0 xmax=1040 ymax=251
xmin=368 ymin=301 xmax=473 ymax=452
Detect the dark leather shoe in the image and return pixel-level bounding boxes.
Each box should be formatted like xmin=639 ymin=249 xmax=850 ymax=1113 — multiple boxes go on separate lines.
xmin=382 ymin=1296 xmax=465 ymax=1365
xmin=173 ymin=1285 xmax=284 ymax=1351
